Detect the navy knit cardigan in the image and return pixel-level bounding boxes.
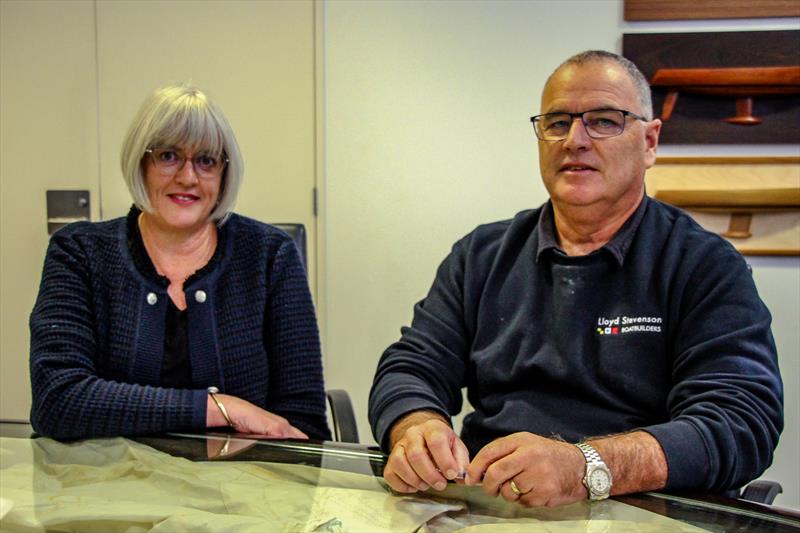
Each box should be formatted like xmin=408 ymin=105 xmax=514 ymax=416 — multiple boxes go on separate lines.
xmin=29 ymin=211 xmax=330 ymax=440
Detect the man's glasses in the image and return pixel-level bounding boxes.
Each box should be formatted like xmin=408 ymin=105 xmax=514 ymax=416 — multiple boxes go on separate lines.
xmin=145 ymin=147 xmax=228 ymax=178
xmin=530 ymin=109 xmax=647 ymax=141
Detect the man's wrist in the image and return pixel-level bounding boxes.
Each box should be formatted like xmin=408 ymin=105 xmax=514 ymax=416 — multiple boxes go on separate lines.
xmin=388 ymin=410 xmax=450 ymax=449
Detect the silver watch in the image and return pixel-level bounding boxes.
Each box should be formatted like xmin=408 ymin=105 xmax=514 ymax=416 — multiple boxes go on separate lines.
xmin=576 ymin=442 xmax=612 ymax=501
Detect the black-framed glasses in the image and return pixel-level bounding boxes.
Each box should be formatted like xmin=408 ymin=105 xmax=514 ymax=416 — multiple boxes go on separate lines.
xmin=145 ymin=146 xmax=228 ymax=178
xmin=530 ymin=109 xmax=647 ymax=141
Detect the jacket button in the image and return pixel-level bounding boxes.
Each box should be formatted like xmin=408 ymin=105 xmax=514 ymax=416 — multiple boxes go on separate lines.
xmin=146 ymin=292 xmax=157 ymax=305
xmin=195 ymin=290 xmax=207 ymax=303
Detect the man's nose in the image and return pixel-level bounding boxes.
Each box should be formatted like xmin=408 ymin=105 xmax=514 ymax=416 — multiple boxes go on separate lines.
xmin=562 ymin=117 xmax=592 ymax=150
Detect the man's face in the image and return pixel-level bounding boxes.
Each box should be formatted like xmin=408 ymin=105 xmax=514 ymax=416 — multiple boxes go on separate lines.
xmin=538 ymin=62 xmax=661 ymax=214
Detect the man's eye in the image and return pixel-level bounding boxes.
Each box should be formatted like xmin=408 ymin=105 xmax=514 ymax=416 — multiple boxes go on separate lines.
xmin=591 ymin=118 xmax=619 ymax=128
xmin=545 ymin=120 xmax=570 ymax=130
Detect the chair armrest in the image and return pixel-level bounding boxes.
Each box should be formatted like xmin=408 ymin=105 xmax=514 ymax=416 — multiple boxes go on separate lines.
xmin=326 ymin=389 xmax=359 ymax=443
xmin=740 ymin=480 xmax=783 ymax=505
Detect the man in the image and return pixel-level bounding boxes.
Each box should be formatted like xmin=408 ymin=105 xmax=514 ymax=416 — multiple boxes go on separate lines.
xmin=368 ymin=50 xmax=783 ymax=508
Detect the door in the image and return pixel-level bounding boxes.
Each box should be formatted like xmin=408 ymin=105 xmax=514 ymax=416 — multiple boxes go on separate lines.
xmin=0 ymin=0 xmax=100 ymax=421
xmin=95 ymin=0 xmax=317 ymax=291
xmin=0 ymin=0 xmax=317 ymax=421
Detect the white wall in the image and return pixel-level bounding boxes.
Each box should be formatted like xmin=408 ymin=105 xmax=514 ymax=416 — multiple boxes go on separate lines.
xmin=321 ymin=0 xmax=621 ymax=442
xmin=320 ymin=0 xmax=800 ymax=509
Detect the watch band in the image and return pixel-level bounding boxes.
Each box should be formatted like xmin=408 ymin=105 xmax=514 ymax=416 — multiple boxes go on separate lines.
xmin=576 ymin=442 xmax=612 ymax=501
xmin=207 ymin=386 xmax=235 ymax=428
xmin=576 ymin=442 xmax=603 ymax=464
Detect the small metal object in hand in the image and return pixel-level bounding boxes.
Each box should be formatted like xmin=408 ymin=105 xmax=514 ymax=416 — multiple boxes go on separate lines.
xmin=510 ymin=480 xmax=524 ymax=496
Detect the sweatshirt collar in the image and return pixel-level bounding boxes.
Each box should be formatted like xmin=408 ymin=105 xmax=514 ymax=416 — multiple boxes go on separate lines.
xmin=536 ymin=196 xmax=648 ymax=267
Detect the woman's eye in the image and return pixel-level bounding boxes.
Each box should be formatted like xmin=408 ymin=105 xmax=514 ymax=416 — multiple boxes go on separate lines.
xmin=196 ymin=155 xmax=216 ymax=169
xmin=158 ymin=150 xmax=179 ymax=163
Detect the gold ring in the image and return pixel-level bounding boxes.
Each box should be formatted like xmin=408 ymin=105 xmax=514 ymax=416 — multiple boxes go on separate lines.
xmin=510 ymin=480 xmax=524 ymax=496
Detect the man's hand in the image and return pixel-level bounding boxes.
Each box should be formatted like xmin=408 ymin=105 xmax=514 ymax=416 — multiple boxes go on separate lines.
xmin=466 ymin=432 xmax=587 ymax=507
xmin=207 ymin=394 xmax=308 ymax=439
xmin=467 ymin=430 xmax=668 ymax=507
xmin=384 ymin=411 xmax=470 ymax=493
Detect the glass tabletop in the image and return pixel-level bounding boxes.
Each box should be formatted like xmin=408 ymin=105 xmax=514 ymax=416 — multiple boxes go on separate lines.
xmin=142 ymin=431 xmax=800 ymax=532
xmin=1 ymin=424 xmax=798 ymax=532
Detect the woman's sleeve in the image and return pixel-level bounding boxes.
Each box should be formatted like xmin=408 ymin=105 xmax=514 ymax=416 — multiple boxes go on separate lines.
xmin=263 ymin=237 xmax=330 ymax=440
xmin=29 ymin=229 xmax=205 ymax=439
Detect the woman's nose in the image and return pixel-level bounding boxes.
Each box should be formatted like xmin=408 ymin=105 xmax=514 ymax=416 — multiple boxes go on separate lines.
xmin=174 ymin=157 xmax=199 ymax=183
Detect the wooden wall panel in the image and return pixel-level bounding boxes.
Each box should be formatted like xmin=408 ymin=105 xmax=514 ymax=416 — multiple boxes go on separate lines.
xmin=625 ymin=0 xmax=800 ymax=21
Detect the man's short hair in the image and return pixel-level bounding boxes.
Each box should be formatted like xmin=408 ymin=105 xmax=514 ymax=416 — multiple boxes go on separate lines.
xmin=120 ymin=84 xmax=243 ymax=224
xmin=549 ymin=50 xmax=654 ymax=121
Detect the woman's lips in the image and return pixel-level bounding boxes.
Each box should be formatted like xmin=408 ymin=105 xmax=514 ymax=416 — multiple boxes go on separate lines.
xmin=168 ymin=193 xmax=199 ymax=205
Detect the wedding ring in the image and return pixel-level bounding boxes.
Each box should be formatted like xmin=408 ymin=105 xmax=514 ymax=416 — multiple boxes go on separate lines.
xmin=510 ymin=479 xmax=524 ymax=496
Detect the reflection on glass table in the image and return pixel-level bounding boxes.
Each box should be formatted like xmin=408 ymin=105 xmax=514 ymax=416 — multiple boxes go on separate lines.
xmin=0 ymin=426 xmax=798 ymax=532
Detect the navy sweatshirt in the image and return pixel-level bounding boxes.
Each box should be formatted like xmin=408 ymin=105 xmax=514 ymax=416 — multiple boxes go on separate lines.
xmin=369 ymin=197 xmax=783 ymax=492
xmin=29 ymin=211 xmax=330 ymax=440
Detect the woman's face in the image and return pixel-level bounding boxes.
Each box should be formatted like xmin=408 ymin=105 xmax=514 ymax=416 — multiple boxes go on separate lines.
xmin=142 ymin=146 xmax=223 ymax=234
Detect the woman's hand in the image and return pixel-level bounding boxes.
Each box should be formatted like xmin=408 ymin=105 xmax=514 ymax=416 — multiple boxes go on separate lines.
xmin=206 ymin=394 xmax=308 ymax=439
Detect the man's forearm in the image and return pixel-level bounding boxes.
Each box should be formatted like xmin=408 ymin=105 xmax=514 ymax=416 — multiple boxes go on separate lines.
xmin=591 ymin=430 xmax=668 ymax=495
xmin=388 ymin=410 xmax=450 ymax=449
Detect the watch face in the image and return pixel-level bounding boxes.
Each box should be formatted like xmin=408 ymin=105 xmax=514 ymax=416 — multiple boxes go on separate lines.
xmin=589 ymin=468 xmax=611 ymax=493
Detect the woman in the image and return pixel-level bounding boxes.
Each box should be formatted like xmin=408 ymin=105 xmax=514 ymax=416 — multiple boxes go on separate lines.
xmin=29 ymin=85 xmax=330 ymax=441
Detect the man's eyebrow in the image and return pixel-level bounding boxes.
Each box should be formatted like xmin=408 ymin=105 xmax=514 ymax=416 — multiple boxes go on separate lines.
xmin=542 ymin=106 xmax=620 ymax=114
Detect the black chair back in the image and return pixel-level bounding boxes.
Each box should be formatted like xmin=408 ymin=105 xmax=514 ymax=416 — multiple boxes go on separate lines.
xmin=272 ymin=223 xmax=307 ymax=273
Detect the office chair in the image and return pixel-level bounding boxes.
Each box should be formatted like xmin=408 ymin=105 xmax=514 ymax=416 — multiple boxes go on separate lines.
xmin=272 ymin=223 xmax=308 ymax=273
xmin=271 ymin=223 xmax=360 ymax=444
xmin=326 ymin=389 xmax=359 ymax=443
xmin=740 ymin=480 xmax=783 ymax=505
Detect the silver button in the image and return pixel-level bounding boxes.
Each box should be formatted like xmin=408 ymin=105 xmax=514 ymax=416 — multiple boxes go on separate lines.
xmin=195 ymin=290 xmax=207 ymax=303
xmin=146 ymin=292 xmax=157 ymax=305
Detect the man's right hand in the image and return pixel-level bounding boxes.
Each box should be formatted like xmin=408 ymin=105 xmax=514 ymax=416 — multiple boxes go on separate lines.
xmin=383 ymin=410 xmax=470 ymax=493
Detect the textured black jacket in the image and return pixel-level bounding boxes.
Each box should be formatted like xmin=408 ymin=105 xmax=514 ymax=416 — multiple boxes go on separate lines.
xmin=30 ymin=212 xmax=330 ymax=440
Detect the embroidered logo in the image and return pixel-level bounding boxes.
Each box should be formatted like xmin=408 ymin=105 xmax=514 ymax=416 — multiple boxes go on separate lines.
xmin=596 ymin=315 xmax=662 ymax=335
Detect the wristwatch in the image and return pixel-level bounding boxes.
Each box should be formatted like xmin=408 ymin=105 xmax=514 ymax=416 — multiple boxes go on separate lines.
xmin=576 ymin=442 xmax=612 ymax=501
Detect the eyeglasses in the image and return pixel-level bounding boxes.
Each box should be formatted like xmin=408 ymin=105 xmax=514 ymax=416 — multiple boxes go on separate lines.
xmin=530 ymin=109 xmax=647 ymax=141
xmin=145 ymin=147 xmax=228 ymax=178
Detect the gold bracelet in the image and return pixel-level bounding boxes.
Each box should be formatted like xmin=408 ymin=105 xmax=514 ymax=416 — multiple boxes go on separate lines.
xmin=207 ymin=387 xmax=234 ymax=428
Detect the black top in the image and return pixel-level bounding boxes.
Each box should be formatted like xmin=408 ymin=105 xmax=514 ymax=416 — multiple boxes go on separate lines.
xmin=126 ymin=207 xmax=222 ymax=388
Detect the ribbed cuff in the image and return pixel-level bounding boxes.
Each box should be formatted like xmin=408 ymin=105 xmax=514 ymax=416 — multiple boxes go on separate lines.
xmin=192 ymin=389 xmax=209 ymax=430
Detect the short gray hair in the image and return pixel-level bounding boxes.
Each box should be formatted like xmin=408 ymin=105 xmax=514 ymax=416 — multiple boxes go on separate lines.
xmin=549 ymin=50 xmax=653 ymax=120
xmin=120 ymin=84 xmax=243 ymax=223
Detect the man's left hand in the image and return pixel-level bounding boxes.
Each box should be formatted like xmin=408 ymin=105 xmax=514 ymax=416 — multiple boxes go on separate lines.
xmin=466 ymin=432 xmax=587 ymax=507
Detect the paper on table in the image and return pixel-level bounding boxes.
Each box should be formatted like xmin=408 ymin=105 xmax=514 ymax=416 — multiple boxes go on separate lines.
xmin=0 ymin=437 xmax=462 ymax=532
xmin=0 ymin=498 xmax=13 ymax=520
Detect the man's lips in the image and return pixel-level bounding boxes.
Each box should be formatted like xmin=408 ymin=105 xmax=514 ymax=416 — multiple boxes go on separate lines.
xmin=559 ymin=163 xmax=598 ymax=172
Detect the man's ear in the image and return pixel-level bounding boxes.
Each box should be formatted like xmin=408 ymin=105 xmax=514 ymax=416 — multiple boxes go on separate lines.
xmin=643 ymin=119 xmax=662 ymax=170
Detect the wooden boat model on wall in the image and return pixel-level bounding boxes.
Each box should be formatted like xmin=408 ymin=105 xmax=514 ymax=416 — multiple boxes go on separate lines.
xmin=649 ymin=66 xmax=800 ymax=125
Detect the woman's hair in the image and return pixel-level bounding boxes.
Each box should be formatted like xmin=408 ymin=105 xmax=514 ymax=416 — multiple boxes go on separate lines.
xmin=120 ymin=84 xmax=243 ymax=223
